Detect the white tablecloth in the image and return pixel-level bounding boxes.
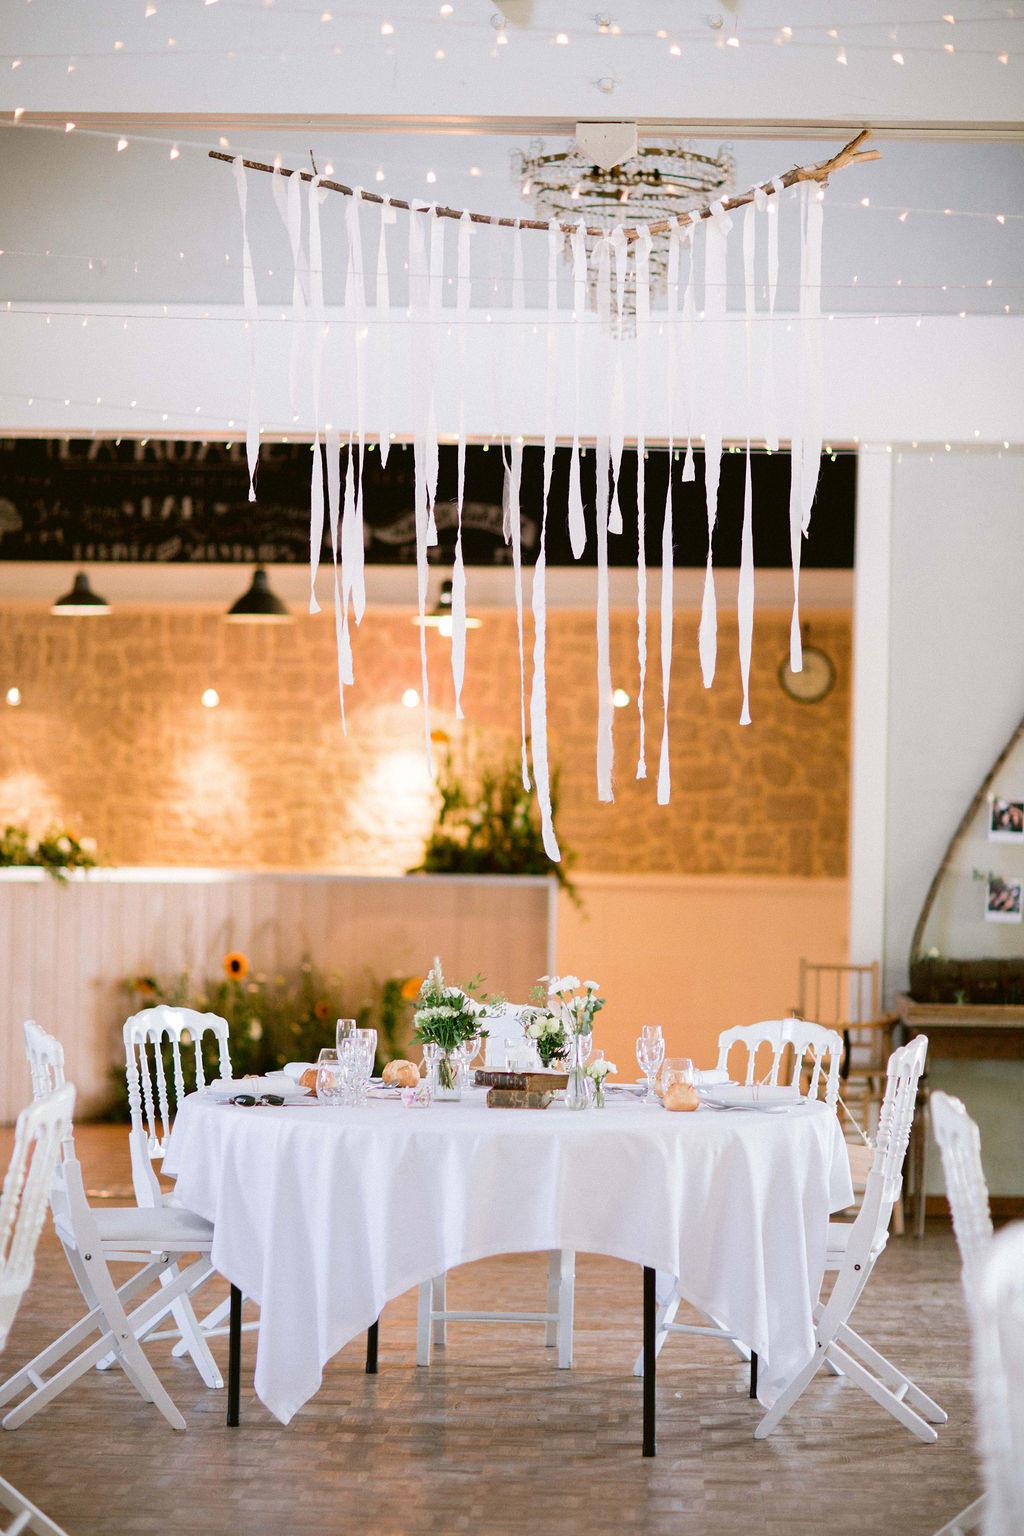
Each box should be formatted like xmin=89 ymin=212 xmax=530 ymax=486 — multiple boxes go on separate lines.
xmin=163 ymin=1090 xmax=853 ymax=1425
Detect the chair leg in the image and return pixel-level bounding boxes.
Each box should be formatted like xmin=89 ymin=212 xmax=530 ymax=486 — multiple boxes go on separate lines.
xmin=416 ymin=1281 xmax=433 ymax=1367
xmin=545 ymin=1250 xmax=560 ymax=1347
xmin=431 ymin=1273 xmax=447 ymax=1347
xmin=833 ymin=1322 xmax=946 ymax=1423
xmin=75 ymin=1254 xmax=187 ymax=1431
xmin=931 ymin=1493 xmax=987 ymax=1536
xmin=0 ymin=1473 xmax=69 ymax=1535
xmin=753 ymin=1347 xmax=823 ymax=1439
xmin=556 ymin=1251 xmax=575 ymax=1370
xmin=632 ymin=1288 xmax=682 ymax=1376
xmin=826 ymin=1342 xmax=938 ymax=1444
xmin=166 ymin=1292 xmax=223 ymax=1390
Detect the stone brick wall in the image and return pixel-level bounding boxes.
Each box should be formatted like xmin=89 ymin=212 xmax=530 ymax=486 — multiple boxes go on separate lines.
xmin=0 ymin=604 xmax=850 ymax=877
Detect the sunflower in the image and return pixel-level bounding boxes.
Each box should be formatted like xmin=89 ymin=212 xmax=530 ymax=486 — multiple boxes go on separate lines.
xmin=223 ymin=951 xmax=249 ymax=980
xmin=314 ymin=999 xmax=331 ymax=1020
xmin=401 ymin=975 xmax=424 ymax=1002
xmin=430 ymin=729 xmax=450 ymax=745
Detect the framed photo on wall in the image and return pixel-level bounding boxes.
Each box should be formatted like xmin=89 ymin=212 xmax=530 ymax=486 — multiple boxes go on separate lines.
xmin=985 ymin=876 xmax=1023 ymax=923
xmin=988 ymin=797 xmax=1024 ymax=842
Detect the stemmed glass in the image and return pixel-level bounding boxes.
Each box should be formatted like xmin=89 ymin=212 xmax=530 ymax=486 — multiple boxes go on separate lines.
xmin=351 ymin=1027 xmax=377 ymax=1103
xmin=336 ymin=1018 xmax=357 ymax=1055
xmin=458 ymin=1032 xmax=482 ymax=1090
xmin=636 ymin=1026 xmax=665 ymax=1105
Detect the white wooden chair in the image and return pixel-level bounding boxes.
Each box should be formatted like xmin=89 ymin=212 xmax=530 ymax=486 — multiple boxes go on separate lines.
xmin=973 ymin=1223 xmax=1024 ymax=1536
xmin=929 ymin=1092 xmax=993 ymax=1536
xmin=754 ymin=1035 xmax=946 ymax=1442
xmin=0 ymin=1023 xmax=218 ymax=1431
xmin=418 ymin=1006 xmax=575 ymax=1369
xmin=634 ymin=1017 xmax=845 ymax=1380
xmin=0 ymin=1085 xmax=75 ymax=1536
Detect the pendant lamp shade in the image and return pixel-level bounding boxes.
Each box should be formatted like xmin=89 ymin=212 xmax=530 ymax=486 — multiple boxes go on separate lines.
xmin=51 ymin=571 xmax=111 ymax=616
xmin=225 ymin=567 xmax=293 ymax=623
xmin=412 ymin=577 xmax=482 ymax=637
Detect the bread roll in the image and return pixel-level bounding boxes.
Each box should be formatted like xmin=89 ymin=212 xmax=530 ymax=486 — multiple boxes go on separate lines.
xmin=298 ymin=1068 xmax=318 ymax=1092
xmin=383 ymin=1059 xmax=420 ymax=1088
xmin=663 ymin=1082 xmax=700 ymax=1112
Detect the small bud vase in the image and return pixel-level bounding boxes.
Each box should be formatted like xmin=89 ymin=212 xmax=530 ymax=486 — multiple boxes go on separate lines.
xmin=564 ymin=1029 xmax=594 ymax=1111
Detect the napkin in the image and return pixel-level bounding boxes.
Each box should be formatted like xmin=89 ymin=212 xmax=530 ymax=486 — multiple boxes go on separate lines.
xmin=693 ymin=1068 xmax=731 ymax=1086
xmin=282 ymin=1062 xmax=316 ymax=1084
xmin=207 ymin=1074 xmax=309 ymax=1098
xmin=698 ymin=1084 xmax=803 ymax=1106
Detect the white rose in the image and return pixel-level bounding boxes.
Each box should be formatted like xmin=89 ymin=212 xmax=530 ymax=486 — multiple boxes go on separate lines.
xmin=526 ymin=1021 xmax=543 ymax=1039
xmin=56 ymin=836 xmax=72 ymax=854
xmin=584 ymin=980 xmax=600 ymax=992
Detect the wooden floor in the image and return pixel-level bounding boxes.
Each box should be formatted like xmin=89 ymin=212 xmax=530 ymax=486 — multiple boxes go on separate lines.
xmin=0 ymin=1125 xmax=980 ymax=1536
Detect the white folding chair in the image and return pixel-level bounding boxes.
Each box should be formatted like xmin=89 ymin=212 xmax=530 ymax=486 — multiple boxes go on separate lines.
xmin=973 ymin=1223 xmax=1024 ymax=1536
xmin=418 ymin=1008 xmax=575 ymax=1369
xmin=0 ymin=1023 xmax=218 ymax=1431
xmin=929 ymin=1092 xmax=994 ymax=1536
xmin=0 ymin=1085 xmax=75 ymax=1536
xmin=755 ymin=1035 xmax=946 ymax=1442
xmin=634 ymin=1017 xmax=845 ymax=1380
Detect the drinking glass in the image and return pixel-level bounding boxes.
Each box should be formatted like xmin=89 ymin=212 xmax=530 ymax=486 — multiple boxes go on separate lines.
xmin=315 ymin=1047 xmax=347 ymax=1106
xmin=636 ymin=1032 xmax=665 ymax=1104
xmin=458 ymin=1032 xmax=482 ymax=1089
xmin=336 ymin=1018 xmax=357 ymax=1055
xmin=421 ymin=1042 xmax=442 ymax=1100
xmin=661 ymin=1057 xmax=695 ymax=1094
xmin=351 ymin=1027 xmax=377 ymax=1102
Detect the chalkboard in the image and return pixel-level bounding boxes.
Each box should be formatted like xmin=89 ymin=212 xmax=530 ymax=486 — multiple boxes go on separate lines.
xmin=0 ymin=437 xmax=855 ymax=568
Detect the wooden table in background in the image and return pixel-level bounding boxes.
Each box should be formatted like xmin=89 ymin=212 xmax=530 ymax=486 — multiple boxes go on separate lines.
xmin=892 ymin=995 xmax=1024 ymax=1060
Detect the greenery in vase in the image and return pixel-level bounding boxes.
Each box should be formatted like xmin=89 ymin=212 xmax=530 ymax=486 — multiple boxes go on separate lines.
xmin=585 ymin=1057 xmax=615 ymax=1107
xmin=522 ymin=1006 xmax=569 ymax=1068
xmin=411 ymin=957 xmax=490 ymax=1089
xmin=0 ymin=822 xmax=98 ymax=881
xmin=110 ymin=952 xmax=420 ymax=1116
xmin=408 ymin=735 xmax=579 ymax=905
xmin=545 ymin=974 xmax=605 ymax=1036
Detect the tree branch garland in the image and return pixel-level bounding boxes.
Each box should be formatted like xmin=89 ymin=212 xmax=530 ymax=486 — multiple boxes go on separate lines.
xmin=209 ymin=129 xmax=879 ymax=241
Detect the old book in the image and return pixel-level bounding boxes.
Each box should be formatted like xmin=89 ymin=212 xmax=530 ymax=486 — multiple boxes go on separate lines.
xmin=475 ymin=1069 xmax=569 ymax=1091
xmin=486 ymin=1087 xmax=554 ymax=1109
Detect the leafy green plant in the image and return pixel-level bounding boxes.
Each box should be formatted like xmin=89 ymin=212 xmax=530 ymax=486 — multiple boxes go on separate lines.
xmin=409 ymin=738 xmax=578 ymax=903
xmin=411 ymin=958 xmax=490 ymax=1089
xmin=0 ymin=822 xmax=98 ymax=881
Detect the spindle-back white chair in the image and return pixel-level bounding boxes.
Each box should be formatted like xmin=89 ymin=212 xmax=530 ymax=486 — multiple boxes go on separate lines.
xmin=0 ymin=1024 xmax=218 ymax=1430
xmin=716 ymin=1018 xmax=844 ymax=1107
xmin=755 ymin=1035 xmax=945 ymax=1441
xmin=929 ymin=1092 xmax=994 ymax=1536
xmin=974 ymin=1223 xmax=1024 ymax=1536
xmin=0 ymin=1085 xmax=76 ymax=1536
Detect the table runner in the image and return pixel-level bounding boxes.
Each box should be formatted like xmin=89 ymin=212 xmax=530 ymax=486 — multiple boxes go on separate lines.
xmin=164 ymin=1092 xmax=852 ymax=1424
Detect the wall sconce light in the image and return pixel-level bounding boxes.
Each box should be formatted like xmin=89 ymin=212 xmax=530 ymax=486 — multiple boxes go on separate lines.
xmin=412 ymin=577 xmax=482 ymax=638
xmin=225 ymin=567 xmax=293 ymax=623
xmin=51 ymin=571 xmax=111 ymax=616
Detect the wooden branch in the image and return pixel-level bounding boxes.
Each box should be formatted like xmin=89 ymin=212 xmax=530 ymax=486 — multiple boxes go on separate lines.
xmin=209 ymin=129 xmax=878 ymax=242
xmin=909 ymin=707 xmax=1024 ymax=968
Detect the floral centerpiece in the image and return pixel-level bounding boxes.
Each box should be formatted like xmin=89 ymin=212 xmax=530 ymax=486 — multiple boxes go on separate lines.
xmin=544 ymin=975 xmax=605 ymax=1110
xmin=523 ymin=1006 xmax=569 ymax=1069
xmin=0 ymin=822 xmax=98 ymax=882
xmin=411 ymin=957 xmax=489 ymax=1099
xmin=585 ymin=1057 xmax=616 ymax=1109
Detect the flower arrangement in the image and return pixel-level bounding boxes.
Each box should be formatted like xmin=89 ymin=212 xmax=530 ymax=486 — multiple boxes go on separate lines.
xmin=523 ymin=1007 xmax=569 ymax=1069
xmin=0 ymin=822 xmax=98 ymax=882
xmin=411 ymin=957 xmax=489 ymax=1091
xmin=113 ymin=954 xmax=420 ymax=1116
xmin=584 ymin=1057 xmax=616 ymax=1108
xmin=545 ymin=975 xmax=605 ymax=1036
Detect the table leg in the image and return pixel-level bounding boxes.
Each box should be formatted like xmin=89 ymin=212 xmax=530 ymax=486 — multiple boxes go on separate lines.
xmin=227 ymin=1284 xmax=242 ymax=1427
xmin=749 ymin=1351 xmax=759 ymax=1399
xmin=642 ymin=1266 xmax=656 ymax=1457
xmin=365 ymin=1319 xmax=379 ymax=1375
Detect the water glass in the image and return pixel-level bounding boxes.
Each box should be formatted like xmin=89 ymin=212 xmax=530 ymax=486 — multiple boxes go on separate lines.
xmin=421 ymin=1042 xmax=442 ymax=1099
xmin=315 ymin=1047 xmax=347 ymax=1106
xmin=336 ymin=1018 xmax=357 ymax=1054
xmin=636 ymin=1032 xmax=666 ymax=1105
xmin=351 ymin=1027 xmax=377 ymax=1102
xmin=661 ymin=1057 xmax=695 ymax=1094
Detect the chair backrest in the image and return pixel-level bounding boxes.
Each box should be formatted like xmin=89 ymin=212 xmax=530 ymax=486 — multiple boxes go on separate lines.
xmin=852 ymin=1034 xmax=929 ymax=1249
xmin=797 ymin=960 xmax=880 ymax=1027
xmin=715 ymin=1018 xmax=844 ymax=1108
xmin=23 ymin=1019 xmax=67 ymax=1099
xmin=930 ymin=1090 xmax=994 ymax=1300
xmin=975 ymin=1223 xmax=1024 ymax=1536
xmin=123 ymin=1005 xmax=232 ymax=1206
xmin=0 ymin=1084 xmax=76 ymax=1350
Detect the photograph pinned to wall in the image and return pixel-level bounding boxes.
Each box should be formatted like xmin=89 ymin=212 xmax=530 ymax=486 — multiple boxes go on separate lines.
xmin=985 ymin=876 xmax=1023 ymax=923
xmin=988 ymin=797 xmax=1024 ymax=842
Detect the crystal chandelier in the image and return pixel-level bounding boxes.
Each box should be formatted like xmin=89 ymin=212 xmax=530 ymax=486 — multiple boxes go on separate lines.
xmin=512 ymin=136 xmax=735 ymax=309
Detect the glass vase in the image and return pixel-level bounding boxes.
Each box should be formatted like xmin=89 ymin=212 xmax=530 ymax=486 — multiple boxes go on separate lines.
xmin=432 ymin=1046 xmax=462 ymax=1102
xmin=564 ymin=1029 xmax=593 ymax=1111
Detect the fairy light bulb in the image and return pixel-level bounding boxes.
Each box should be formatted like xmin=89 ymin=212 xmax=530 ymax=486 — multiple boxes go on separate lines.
xmin=5 ymin=687 xmax=21 ymax=707
xmin=202 ymin=688 xmax=220 ymax=708
xmin=401 ymin=688 xmax=419 ymax=708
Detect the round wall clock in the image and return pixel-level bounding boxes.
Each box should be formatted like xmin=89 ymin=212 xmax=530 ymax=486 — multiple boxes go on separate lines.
xmin=778 ymin=646 xmax=836 ymax=704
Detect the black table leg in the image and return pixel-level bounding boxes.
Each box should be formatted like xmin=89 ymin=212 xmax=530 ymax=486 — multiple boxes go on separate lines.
xmin=365 ymin=1318 xmax=379 ymax=1375
xmin=749 ymin=1350 xmax=759 ymax=1399
xmin=642 ymin=1265 xmax=656 ymax=1457
xmin=227 ymin=1283 xmax=242 ymax=1427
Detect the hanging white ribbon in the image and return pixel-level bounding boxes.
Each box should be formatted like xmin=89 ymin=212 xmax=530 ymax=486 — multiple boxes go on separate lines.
xmin=634 ymin=226 xmax=652 ymax=780
xmin=680 ymin=223 xmax=697 ymax=483
xmin=407 ymin=206 xmax=433 ymax=766
xmin=451 ymin=210 xmax=472 ymax=719
xmin=657 ymin=225 xmax=681 ymax=806
xmin=307 ymin=174 xmax=328 ymax=619
xmin=376 ymin=197 xmax=393 ymax=468
xmin=343 ymin=188 xmax=368 ymax=626
xmin=509 ymin=220 xmax=530 ymax=788
xmin=738 ymin=200 xmax=757 ymax=727
xmin=231 ymin=158 xmax=259 ymax=505
xmin=788 ymin=181 xmax=826 ymax=672
xmin=697 ymin=199 xmax=733 ymax=688
xmin=530 ymin=218 xmax=563 ymax=860
xmin=756 ymin=176 xmax=784 ymax=453
xmin=424 ymin=208 xmax=445 ymax=542
xmin=567 ymin=219 xmax=587 ymax=560
xmin=269 ymin=168 xmax=308 ymax=430
xmin=595 ymin=434 xmax=614 ymax=803
xmin=608 ymin=226 xmax=628 ymax=536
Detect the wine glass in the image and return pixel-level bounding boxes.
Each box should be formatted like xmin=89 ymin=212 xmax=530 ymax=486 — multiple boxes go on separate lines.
xmin=661 ymin=1057 xmax=695 ymax=1094
xmin=336 ymin=1018 xmax=357 ymax=1055
xmin=458 ymin=1032 xmax=482 ymax=1089
xmin=636 ymin=1032 xmax=665 ymax=1105
xmin=351 ymin=1027 xmax=377 ymax=1102
xmin=315 ymin=1047 xmax=347 ymax=1106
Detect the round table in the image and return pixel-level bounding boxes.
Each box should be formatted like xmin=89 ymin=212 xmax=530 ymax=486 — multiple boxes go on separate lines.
xmin=163 ymin=1087 xmax=853 ymax=1426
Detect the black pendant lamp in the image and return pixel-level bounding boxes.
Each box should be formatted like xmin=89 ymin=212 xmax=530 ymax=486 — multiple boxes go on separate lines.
xmin=51 ymin=571 xmax=111 ymax=616
xmin=225 ymin=567 xmax=293 ymax=623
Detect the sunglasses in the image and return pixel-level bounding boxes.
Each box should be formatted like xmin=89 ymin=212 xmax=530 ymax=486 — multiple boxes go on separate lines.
xmin=227 ymin=1093 xmax=286 ymax=1107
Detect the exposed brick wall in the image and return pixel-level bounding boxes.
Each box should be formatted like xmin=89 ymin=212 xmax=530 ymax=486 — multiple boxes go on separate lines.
xmin=0 ymin=604 xmax=850 ymax=877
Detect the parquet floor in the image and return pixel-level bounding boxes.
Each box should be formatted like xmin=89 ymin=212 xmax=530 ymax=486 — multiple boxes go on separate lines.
xmin=0 ymin=1125 xmax=979 ymax=1536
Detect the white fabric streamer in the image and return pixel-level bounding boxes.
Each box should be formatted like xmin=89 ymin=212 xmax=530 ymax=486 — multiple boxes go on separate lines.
xmin=376 ymin=198 xmax=392 ymax=467
xmin=738 ymin=201 xmax=757 ymax=727
xmin=407 ymin=208 xmax=433 ymax=765
xmin=530 ymin=219 xmax=563 ymax=861
xmin=697 ymin=200 xmax=733 ymax=688
xmin=344 ymin=188 xmax=367 ymax=625
xmin=657 ymin=225 xmax=682 ymax=806
xmin=451 ymin=210 xmax=472 ymax=719
xmin=509 ymin=221 xmax=530 ymax=788
xmin=680 ymin=227 xmax=697 ymax=483
xmin=595 ymin=435 xmax=614 ymax=803
xmin=424 ymin=209 xmax=445 ymax=540
xmin=567 ymin=219 xmax=587 ymax=560
xmin=788 ymin=182 xmax=826 ymax=672
xmin=757 ymin=176 xmax=784 ymax=452
xmin=231 ymin=158 xmax=260 ymax=505
xmin=634 ymin=226 xmax=652 ymax=780
xmin=608 ymin=227 xmax=627 ymax=536
xmin=270 ymin=169 xmax=308 ymax=432
xmin=306 ymin=174 xmax=328 ymax=618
